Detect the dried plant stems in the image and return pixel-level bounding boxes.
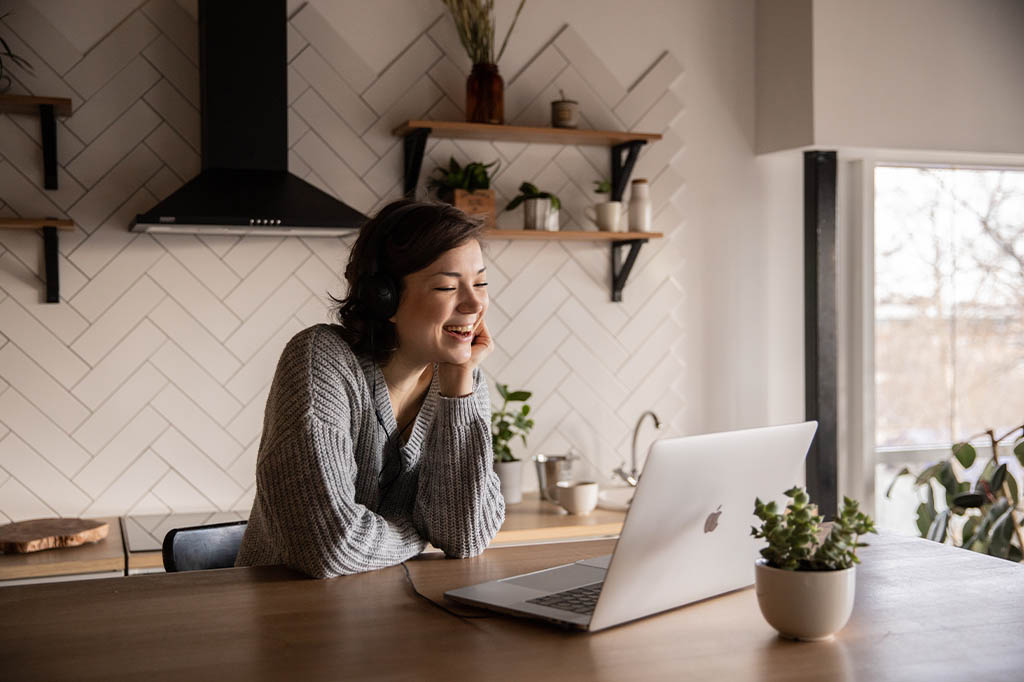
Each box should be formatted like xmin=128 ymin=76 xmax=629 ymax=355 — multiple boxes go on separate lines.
xmin=442 ymin=0 xmax=525 ymax=65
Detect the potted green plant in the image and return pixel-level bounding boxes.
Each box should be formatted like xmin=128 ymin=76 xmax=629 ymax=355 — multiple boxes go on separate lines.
xmin=751 ymin=486 xmax=876 ymax=641
xmin=442 ymin=0 xmax=526 ymax=124
xmin=0 ymin=13 xmax=34 ymax=94
xmin=886 ymin=423 xmax=1024 ymax=561
xmin=491 ymin=382 xmax=534 ymax=504
xmin=505 ymin=182 xmax=561 ymax=231
xmin=427 ymin=156 xmax=500 ymax=227
xmin=588 ymin=178 xmax=621 ymax=231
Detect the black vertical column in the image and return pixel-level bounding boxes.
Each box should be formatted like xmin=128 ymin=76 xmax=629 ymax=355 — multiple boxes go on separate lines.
xmin=804 ymin=150 xmax=838 ymax=518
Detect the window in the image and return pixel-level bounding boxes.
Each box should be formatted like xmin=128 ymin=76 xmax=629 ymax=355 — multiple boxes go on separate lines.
xmin=873 ymin=165 xmax=1024 ymax=534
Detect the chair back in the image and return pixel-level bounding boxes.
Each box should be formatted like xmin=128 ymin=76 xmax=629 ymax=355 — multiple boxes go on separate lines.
xmin=162 ymin=520 xmax=248 ymax=572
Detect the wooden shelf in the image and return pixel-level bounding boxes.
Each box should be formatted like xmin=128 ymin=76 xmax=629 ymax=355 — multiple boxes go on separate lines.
xmin=393 ymin=119 xmax=661 ymax=146
xmin=484 ymin=229 xmax=663 ymax=241
xmin=0 ymin=94 xmax=73 ymax=117
xmin=0 ymin=216 xmax=74 ymax=303
xmin=0 ymin=217 xmax=74 ymax=230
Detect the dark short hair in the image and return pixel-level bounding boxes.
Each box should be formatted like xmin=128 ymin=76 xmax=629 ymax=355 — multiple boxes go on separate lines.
xmin=332 ymin=199 xmax=485 ymax=365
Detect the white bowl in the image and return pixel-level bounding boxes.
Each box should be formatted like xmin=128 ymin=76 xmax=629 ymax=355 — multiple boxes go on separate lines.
xmin=597 ymin=487 xmax=634 ymax=511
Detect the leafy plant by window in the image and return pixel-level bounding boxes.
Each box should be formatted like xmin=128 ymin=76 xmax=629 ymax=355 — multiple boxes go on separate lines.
xmin=593 ymin=179 xmax=611 ymax=194
xmin=752 ymin=486 xmax=876 ymax=571
xmin=426 ymin=157 xmax=499 ymax=204
xmin=887 ymin=424 xmax=1024 ymax=562
xmin=504 ymin=182 xmax=561 ymax=211
xmin=491 ymin=383 xmax=534 ymax=463
xmin=0 ymin=13 xmax=34 ymax=94
xmin=441 ymin=0 xmax=526 ymax=66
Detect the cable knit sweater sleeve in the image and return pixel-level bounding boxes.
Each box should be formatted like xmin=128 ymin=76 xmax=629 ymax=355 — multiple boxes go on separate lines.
xmin=236 ymin=326 xmax=426 ymax=578
xmin=413 ymin=369 xmax=506 ymax=557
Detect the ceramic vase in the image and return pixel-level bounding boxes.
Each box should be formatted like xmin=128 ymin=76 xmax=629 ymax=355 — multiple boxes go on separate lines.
xmin=754 ymin=560 xmax=856 ymax=641
xmin=494 ymin=459 xmax=523 ymax=504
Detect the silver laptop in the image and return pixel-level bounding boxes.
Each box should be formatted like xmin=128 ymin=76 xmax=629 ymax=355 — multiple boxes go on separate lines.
xmin=446 ymin=421 xmax=818 ymax=632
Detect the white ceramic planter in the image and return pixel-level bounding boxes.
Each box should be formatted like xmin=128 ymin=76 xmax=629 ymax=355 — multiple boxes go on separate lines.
xmin=494 ymin=460 xmax=523 ymax=504
xmin=754 ymin=560 xmax=856 ymax=641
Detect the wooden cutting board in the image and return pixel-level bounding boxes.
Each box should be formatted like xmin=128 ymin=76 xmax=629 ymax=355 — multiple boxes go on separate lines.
xmin=0 ymin=518 xmax=109 ymax=553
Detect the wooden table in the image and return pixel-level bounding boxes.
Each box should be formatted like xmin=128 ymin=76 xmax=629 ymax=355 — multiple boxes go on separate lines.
xmin=2 ymin=533 xmax=1021 ymax=681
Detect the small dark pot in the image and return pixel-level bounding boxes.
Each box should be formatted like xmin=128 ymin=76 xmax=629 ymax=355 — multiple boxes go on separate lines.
xmin=466 ymin=63 xmax=504 ymax=125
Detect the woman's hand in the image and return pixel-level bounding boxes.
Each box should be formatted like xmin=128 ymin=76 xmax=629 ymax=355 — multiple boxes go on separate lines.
xmin=439 ymin=318 xmax=493 ymax=396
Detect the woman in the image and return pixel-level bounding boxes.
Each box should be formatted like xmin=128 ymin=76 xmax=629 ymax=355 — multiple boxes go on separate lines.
xmin=235 ymin=200 xmax=505 ymax=578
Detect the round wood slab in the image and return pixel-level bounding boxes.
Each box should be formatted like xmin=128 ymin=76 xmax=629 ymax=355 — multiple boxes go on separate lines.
xmin=0 ymin=518 xmax=109 ymax=554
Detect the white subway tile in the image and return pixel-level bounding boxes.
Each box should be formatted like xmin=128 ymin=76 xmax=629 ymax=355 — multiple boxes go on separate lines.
xmin=222 ymin=235 xmax=282 ymax=279
xmin=148 ymin=297 xmax=240 ymax=383
xmin=292 ymin=46 xmax=376 ymax=134
xmin=65 ymin=12 xmax=160 ymax=98
xmin=71 ymin=275 xmax=165 ymax=365
xmin=69 ymin=232 xmax=163 ymax=321
xmin=0 ymin=389 xmax=90 ymax=474
xmin=76 ymin=407 xmax=168 ymax=498
xmin=150 ymin=340 xmax=241 ymax=426
xmin=0 ymin=1 xmax=82 ymax=75
xmin=152 ymin=469 xmax=215 ymax=512
xmin=617 ymin=277 xmax=683 ymax=349
xmin=83 ymin=449 xmax=168 ymax=517
xmin=225 ymin=276 xmax=309 ymax=361
xmin=506 ymin=46 xmax=567 ymax=123
xmin=0 ymin=298 xmax=88 ymax=386
xmin=142 ymin=0 xmax=198 ymax=64
xmin=360 ymin=77 xmax=443 ymax=158
xmin=0 ymin=344 xmax=89 ymax=432
xmin=291 ymin=132 xmax=378 ymax=214
xmin=495 ymin=276 xmax=568 ymax=357
xmin=151 ymin=425 xmax=243 ymax=509
xmin=152 ymin=233 xmax=240 ymax=298
xmin=224 ymin=238 xmax=310 ymax=320
xmin=142 ymin=34 xmax=199 ymax=107
xmin=293 ymin=89 xmax=377 ymax=175
xmin=614 ymin=51 xmax=683 ymax=128
xmin=144 ymin=122 xmax=200 ymax=180
xmin=556 ymin=334 xmax=629 ymax=409
xmin=148 ymin=254 xmax=240 ymax=341
xmin=0 ymin=117 xmax=84 ymax=211
xmin=151 ymin=384 xmax=242 ymax=467
xmin=0 ymin=476 xmax=56 ymax=521
xmin=143 ymin=78 xmax=200 ymax=151
xmin=289 ymin=4 xmax=375 ymax=93
xmin=558 ymin=296 xmax=629 ymax=369
xmin=66 ymin=100 xmax=162 ymax=188
xmin=73 ymin=363 xmax=167 ymax=453
xmin=227 ymin=439 xmax=259 ymax=487
xmin=0 ymin=434 xmax=91 ymax=515
xmin=67 ymin=56 xmax=161 ymax=143
xmin=554 ymin=27 xmax=626 ymax=109
xmin=499 ymin=316 xmax=570 ymax=390
xmin=0 ymin=160 xmax=64 ymax=220
xmin=0 ymin=252 xmax=88 ymax=343
xmin=145 ymin=166 xmax=182 ymax=200
xmin=68 ymin=144 xmax=161 ymax=234
xmin=73 ymin=320 xmax=166 ymax=410
xmin=226 ymin=314 xmax=303 ymax=404
xmin=494 ymin=241 xmax=570 ymax=318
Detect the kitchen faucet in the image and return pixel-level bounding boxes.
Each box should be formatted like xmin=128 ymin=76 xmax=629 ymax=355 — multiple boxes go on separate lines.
xmin=613 ymin=410 xmax=661 ymax=487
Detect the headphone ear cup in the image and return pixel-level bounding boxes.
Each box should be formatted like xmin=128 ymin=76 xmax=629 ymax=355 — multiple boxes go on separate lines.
xmin=359 ymin=272 xmax=398 ymax=320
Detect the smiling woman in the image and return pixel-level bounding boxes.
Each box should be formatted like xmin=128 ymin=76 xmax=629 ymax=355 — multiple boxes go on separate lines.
xmin=234 ymin=200 xmax=505 ymax=578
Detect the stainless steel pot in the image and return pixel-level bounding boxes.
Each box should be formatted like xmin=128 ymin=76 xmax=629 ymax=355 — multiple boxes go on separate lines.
xmin=532 ymin=453 xmax=576 ymax=502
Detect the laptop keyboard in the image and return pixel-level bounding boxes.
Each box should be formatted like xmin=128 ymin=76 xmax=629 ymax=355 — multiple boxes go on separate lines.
xmin=526 ymin=581 xmax=604 ymax=615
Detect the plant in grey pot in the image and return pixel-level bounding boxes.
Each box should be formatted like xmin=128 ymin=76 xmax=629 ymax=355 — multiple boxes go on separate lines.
xmin=491 ymin=383 xmax=534 ymax=504
xmin=505 ymin=182 xmax=561 ymax=231
xmin=427 ymin=156 xmax=500 ymax=227
xmin=751 ymin=486 xmax=876 ymax=641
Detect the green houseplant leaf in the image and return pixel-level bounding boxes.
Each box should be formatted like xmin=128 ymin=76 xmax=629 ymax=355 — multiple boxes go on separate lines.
xmin=490 ymin=383 xmax=534 ymax=463
xmin=952 ymin=442 xmax=976 ymax=468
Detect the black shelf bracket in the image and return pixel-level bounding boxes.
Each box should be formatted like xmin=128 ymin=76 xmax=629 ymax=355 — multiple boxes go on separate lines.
xmin=402 ymin=127 xmax=431 ymax=198
xmin=610 ymin=140 xmax=646 ymax=201
xmin=611 ymin=238 xmax=647 ymax=302
xmin=42 ymin=225 xmax=60 ymax=303
xmin=39 ymin=104 xmax=59 ymax=190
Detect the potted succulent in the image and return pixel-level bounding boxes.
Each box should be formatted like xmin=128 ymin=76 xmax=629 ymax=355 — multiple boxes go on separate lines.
xmin=491 ymin=382 xmax=534 ymax=504
xmin=588 ymin=179 xmax=621 ymax=231
xmin=886 ymin=423 xmax=1024 ymax=561
xmin=0 ymin=13 xmax=34 ymax=94
xmin=751 ymin=486 xmax=876 ymax=641
xmin=442 ymin=0 xmax=526 ymax=124
xmin=427 ymin=156 xmax=499 ymax=227
xmin=505 ymin=182 xmax=561 ymax=231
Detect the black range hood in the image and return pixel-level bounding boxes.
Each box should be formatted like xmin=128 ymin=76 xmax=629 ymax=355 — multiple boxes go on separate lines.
xmin=131 ymin=0 xmax=367 ymax=236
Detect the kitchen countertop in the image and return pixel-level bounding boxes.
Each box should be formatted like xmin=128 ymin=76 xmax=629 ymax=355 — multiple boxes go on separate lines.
xmin=1 ymin=493 xmax=627 ymax=580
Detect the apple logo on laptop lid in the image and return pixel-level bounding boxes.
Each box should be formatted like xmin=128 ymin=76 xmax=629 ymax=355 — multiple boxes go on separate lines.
xmin=704 ymin=505 xmax=723 ymax=533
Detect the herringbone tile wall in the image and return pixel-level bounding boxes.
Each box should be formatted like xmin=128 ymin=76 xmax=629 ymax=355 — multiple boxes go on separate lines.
xmin=0 ymin=0 xmax=686 ymax=521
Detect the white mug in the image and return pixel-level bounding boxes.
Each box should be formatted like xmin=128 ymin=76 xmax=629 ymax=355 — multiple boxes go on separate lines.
xmin=556 ymin=480 xmax=599 ymax=515
xmin=585 ymin=201 xmax=622 ymax=232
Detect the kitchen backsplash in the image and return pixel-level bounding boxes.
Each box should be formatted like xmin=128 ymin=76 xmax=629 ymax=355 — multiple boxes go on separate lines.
xmin=0 ymin=0 xmax=685 ymax=521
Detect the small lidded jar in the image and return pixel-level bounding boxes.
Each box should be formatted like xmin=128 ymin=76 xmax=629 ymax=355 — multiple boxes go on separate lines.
xmin=628 ymin=178 xmax=651 ymax=232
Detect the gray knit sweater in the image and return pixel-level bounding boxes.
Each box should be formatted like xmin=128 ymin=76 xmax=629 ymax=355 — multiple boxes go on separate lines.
xmin=234 ymin=323 xmax=505 ymax=578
